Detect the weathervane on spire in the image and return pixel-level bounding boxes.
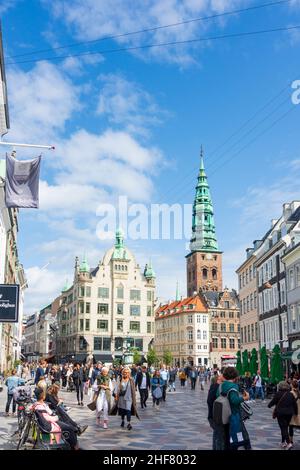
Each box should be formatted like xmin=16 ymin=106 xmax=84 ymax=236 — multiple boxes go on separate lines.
xmin=200 ymin=145 xmax=205 ymax=171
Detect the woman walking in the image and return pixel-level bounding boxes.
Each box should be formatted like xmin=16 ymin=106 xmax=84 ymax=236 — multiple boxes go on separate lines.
xmin=179 ymin=369 xmax=187 ymax=387
xmin=95 ymin=367 xmax=113 ymax=429
xmin=289 ymin=379 xmax=300 ymax=447
xmin=268 ymin=380 xmax=297 ymax=450
xmin=72 ymin=363 xmax=84 ymax=406
xmin=111 ymin=368 xmax=139 ymax=430
xmin=151 ymin=370 xmax=164 ymax=411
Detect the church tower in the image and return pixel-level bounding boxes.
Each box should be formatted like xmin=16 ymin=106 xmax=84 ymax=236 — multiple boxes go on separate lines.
xmin=186 ymin=148 xmax=223 ymax=296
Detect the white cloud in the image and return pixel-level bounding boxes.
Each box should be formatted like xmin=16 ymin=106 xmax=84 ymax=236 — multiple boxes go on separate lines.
xmin=46 ymin=0 xmax=246 ymax=66
xmin=97 ymin=73 xmax=168 ymax=136
xmin=6 ymin=61 xmax=81 ymax=143
xmin=24 ymin=266 xmax=68 ymax=313
xmin=51 ymin=128 xmax=163 ymax=201
xmin=39 ymin=180 xmax=109 ymax=215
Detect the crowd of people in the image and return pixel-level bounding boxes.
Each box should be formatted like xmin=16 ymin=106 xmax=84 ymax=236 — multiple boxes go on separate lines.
xmin=1 ymin=360 xmax=300 ymax=450
xmin=207 ymin=367 xmax=300 ymax=450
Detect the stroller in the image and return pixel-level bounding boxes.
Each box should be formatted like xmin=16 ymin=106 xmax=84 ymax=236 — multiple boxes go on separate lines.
xmin=67 ymin=375 xmax=75 ymax=392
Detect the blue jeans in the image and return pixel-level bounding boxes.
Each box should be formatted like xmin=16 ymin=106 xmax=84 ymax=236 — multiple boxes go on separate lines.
xmin=168 ymin=381 xmax=176 ymax=391
xmin=255 ymin=386 xmax=264 ymax=400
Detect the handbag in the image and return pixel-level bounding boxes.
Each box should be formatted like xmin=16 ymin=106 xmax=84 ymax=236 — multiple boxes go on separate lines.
xmin=240 ymin=401 xmax=253 ymax=421
xmin=153 ymin=386 xmax=162 ymax=400
xmin=272 ymin=392 xmax=287 ymax=419
xmin=87 ymin=390 xmax=99 ymax=411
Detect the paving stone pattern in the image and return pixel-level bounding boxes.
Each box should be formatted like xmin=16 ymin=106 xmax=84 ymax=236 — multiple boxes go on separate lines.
xmin=0 ymin=380 xmax=299 ymax=450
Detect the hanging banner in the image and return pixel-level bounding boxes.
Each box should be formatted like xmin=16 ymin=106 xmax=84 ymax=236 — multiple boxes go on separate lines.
xmin=0 ymin=284 xmax=19 ymax=322
xmin=5 ymin=153 xmax=41 ymax=208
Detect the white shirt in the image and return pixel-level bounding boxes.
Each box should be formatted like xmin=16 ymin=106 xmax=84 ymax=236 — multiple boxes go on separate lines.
xmin=140 ymin=374 xmax=147 ymax=389
xmin=255 ymin=375 xmax=262 ymax=387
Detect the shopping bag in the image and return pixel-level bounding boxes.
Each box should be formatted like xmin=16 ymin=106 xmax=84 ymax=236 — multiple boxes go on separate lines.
xmin=152 ymin=387 xmax=162 ymax=400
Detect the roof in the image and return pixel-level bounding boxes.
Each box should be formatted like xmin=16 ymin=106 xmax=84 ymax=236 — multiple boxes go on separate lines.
xmin=90 ymin=266 xmax=99 ymax=277
xmin=155 ymin=294 xmax=208 ymax=318
xmin=288 ymin=205 xmax=300 ymax=223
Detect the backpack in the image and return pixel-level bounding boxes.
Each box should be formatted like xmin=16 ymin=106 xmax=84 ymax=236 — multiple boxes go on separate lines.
xmin=212 ymin=383 xmax=237 ymax=425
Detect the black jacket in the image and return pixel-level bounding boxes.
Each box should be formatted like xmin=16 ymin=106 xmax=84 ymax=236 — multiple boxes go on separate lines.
xmin=207 ymin=382 xmax=219 ymax=420
xmin=268 ymin=390 xmax=297 ymax=416
xmin=72 ymin=368 xmax=84 ymax=386
xmin=136 ymin=371 xmax=151 ymax=390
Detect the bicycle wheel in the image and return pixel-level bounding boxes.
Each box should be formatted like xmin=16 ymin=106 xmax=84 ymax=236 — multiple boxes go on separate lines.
xmin=17 ymin=410 xmax=25 ymax=434
xmin=16 ymin=418 xmax=31 ymax=450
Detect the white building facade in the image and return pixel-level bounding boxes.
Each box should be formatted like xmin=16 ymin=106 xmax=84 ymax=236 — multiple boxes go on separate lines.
xmin=56 ymin=230 xmax=156 ymax=363
xmin=255 ymin=202 xmax=300 ymax=353
xmin=155 ymin=295 xmax=210 ymax=367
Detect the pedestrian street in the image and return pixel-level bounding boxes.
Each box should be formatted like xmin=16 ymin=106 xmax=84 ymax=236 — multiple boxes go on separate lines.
xmin=1 ymin=380 xmax=299 ymax=451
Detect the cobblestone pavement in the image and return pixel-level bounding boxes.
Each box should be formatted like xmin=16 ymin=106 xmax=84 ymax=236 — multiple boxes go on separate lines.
xmin=1 ymin=380 xmax=300 ymax=450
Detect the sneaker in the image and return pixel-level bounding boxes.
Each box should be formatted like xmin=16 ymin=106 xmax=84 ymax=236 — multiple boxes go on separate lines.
xmin=103 ymin=421 xmax=108 ymax=429
xmin=65 ymin=406 xmax=71 ymax=411
xmin=78 ymin=402 xmax=81 ymax=406
xmin=120 ymin=421 xmax=125 ymax=428
xmin=285 ymin=443 xmax=293 ymax=450
xmin=127 ymin=423 xmax=132 ymax=430
xmin=5 ymin=412 xmax=9 ymax=417
xmin=80 ymin=402 xmax=84 ymax=406
xmin=280 ymin=442 xmax=287 ymax=448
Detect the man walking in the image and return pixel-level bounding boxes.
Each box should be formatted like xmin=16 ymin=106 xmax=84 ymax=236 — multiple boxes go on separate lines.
xmin=254 ymin=370 xmax=265 ymax=401
xmin=168 ymin=367 xmax=177 ymax=391
xmin=159 ymin=365 xmax=169 ymax=402
xmin=190 ymin=367 xmax=197 ymax=390
xmin=136 ymin=366 xmax=150 ymax=408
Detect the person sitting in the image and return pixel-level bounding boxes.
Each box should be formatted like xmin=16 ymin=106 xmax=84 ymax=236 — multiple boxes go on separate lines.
xmin=45 ymin=384 xmax=88 ymax=436
xmin=33 ymin=387 xmax=80 ymax=450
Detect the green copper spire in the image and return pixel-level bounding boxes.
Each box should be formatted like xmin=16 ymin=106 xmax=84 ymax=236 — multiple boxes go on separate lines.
xmin=79 ymin=253 xmax=90 ymax=273
xmin=144 ymin=259 xmax=156 ymax=279
xmin=190 ymin=147 xmax=219 ymax=252
xmin=112 ymin=228 xmax=128 ymax=260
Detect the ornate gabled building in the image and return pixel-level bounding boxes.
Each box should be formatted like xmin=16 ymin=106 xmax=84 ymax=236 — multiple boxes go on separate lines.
xmin=55 ymin=230 xmax=156 ymax=363
xmin=186 ymin=150 xmax=223 ymax=296
xmin=203 ymin=288 xmax=240 ymax=367
xmin=155 ymin=294 xmax=210 ymax=367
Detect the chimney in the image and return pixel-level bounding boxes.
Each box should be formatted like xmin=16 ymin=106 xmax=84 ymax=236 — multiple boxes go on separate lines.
xmin=283 ymin=203 xmax=292 ymax=220
xmin=246 ymin=248 xmax=254 ymax=259
xmin=253 ymin=240 xmax=263 ymax=250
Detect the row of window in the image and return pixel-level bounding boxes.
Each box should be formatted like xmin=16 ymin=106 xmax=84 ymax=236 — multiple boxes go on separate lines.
xmin=78 ymin=286 xmax=154 ymax=302
xmin=257 ymin=250 xmax=285 ymax=287
xmin=211 ymin=310 xmax=236 ymax=318
xmin=76 ymin=302 xmax=153 ymax=317
xmin=240 ymin=292 xmax=257 ymax=315
xmin=158 ymin=314 xmax=208 ymax=328
xmin=259 ymin=316 xmax=288 ymax=346
xmin=73 ymin=319 xmax=150 ymax=334
xmin=240 ymin=323 xmax=258 ymax=344
xmin=211 ymin=323 xmax=239 ymax=333
xmin=258 ymin=282 xmax=286 ymax=314
xmin=239 ymin=265 xmax=256 ymax=289
xmin=188 ymin=267 xmax=218 ymax=283
xmin=212 ymin=338 xmax=236 ymax=349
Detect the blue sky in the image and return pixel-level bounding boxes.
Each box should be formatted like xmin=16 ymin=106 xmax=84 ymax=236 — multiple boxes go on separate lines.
xmin=1 ymin=0 xmax=300 ymax=313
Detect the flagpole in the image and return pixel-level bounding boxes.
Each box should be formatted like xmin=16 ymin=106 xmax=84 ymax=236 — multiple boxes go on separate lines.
xmin=0 ymin=142 xmax=55 ymax=150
